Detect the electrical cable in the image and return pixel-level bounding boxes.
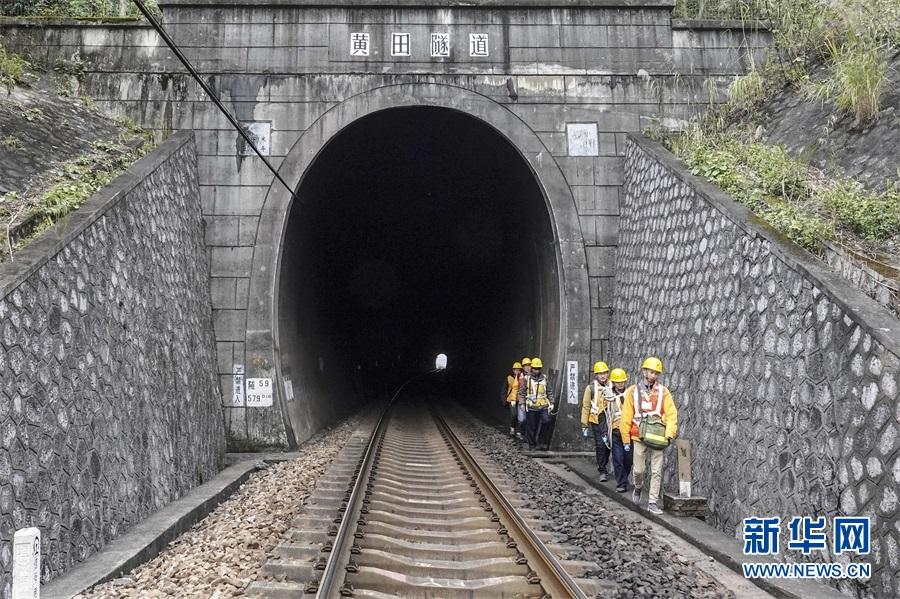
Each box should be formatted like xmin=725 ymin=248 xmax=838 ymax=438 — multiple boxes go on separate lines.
xmin=129 ymin=0 xmax=295 ymax=197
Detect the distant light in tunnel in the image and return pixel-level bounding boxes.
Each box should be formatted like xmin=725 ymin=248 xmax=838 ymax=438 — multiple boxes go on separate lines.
xmin=435 ymin=354 xmax=448 ymax=371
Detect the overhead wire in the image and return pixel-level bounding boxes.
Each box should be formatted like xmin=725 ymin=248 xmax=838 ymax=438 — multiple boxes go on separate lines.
xmin=129 ymin=0 xmax=295 ymax=197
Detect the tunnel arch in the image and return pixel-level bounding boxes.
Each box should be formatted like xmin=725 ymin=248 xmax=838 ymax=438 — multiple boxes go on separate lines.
xmin=246 ymin=83 xmax=591 ymax=446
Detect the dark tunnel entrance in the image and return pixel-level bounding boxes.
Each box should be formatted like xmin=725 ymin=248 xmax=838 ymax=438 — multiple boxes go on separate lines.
xmin=277 ymin=106 xmax=561 ymax=440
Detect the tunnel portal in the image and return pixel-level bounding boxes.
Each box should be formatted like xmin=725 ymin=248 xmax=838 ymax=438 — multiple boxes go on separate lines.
xmin=277 ymin=107 xmax=562 ymax=440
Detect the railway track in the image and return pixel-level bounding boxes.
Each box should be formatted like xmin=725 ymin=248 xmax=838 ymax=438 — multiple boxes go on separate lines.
xmin=249 ymin=400 xmax=605 ymax=598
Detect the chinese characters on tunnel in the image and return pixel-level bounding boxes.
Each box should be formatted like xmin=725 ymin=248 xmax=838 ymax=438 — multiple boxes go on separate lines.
xmin=349 ymin=32 xmax=490 ymax=58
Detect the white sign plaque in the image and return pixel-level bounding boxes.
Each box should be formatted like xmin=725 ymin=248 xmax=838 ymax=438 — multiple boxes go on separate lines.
xmin=246 ymin=378 xmax=273 ymax=407
xmin=238 ymin=122 xmax=271 ymax=156
xmin=566 ymin=123 xmax=599 ymax=156
xmin=283 ymin=377 xmax=295 ymax=402
xmin=391 ymin=32 xmax=411 ymax=56
xmin=232 ymin=364 xmax=245 ymax=407
xmin=431 ymin=33 xmax=450 ymax=57
xmin=12 ymin=527 xmax=40 ymax=599
xmin=566 ymin=361 xmax=579 ymax=405
xmin=350 ymin=32 xmax=370 ymax=56
xmin=469 ymin=33 xmax=489 ymax=57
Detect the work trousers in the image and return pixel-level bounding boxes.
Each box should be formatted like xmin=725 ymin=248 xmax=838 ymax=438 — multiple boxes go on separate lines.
xmin=632 ymin=440 xmax=665 ymax=503
xmin=525 ymin=408 xmax=551 ymax=449
xmin=507 ymin=402 xmax=519 ymax=432
xmin=590 ymin=415 xmax=611 ymax=474
xmin=610 ymin=429 xmax=633 ymax=488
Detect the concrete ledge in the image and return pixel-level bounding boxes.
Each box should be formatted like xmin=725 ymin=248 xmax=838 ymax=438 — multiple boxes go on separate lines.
xmin=158 ymin=0 xmax=675 ymax=7
xmin=521 ymin=450 xmax=595 ymax=458
xmin=0 ymin=17 xmax=146 ymax=26
xmin=41 ymin=459 xmax=263 ymax=599
xmin=556 ymin=458 xmax=848 ymax=599
xmin=672 ymin=18 xmax=770 ymax=31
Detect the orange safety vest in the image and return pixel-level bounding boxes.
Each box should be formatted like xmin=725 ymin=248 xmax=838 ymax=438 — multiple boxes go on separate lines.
xmin=629 ymin=385 xmax=665 ymax=440
xmin=506 ymin=374 xmax=518 ymax=403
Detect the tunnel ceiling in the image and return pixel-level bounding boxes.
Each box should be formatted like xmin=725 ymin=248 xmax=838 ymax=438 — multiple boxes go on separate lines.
xmin=278 ymin=106 xmax=560 ymax=426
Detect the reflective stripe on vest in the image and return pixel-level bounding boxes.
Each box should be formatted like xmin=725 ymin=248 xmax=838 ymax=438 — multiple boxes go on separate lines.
xmin=590 ymin=381 xmax=601 ymax=416
xmin=633 ymin=385 xmax=664 ymax=425
xmin=528 ymin=377 xmax=549 ymax=407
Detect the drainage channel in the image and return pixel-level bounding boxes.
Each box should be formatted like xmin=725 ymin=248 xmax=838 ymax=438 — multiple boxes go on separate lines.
xmin=249 ymin=400 xmax=607 ymax=598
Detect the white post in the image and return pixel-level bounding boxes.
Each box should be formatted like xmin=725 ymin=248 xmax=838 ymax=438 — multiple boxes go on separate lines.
xmin=676 ymin=439 xmax=692 ymax=497
xmin=12 ymin=527 xmax=40 ymax=599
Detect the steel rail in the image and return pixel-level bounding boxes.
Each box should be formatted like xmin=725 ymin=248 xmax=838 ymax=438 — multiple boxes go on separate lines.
xmin=313 ymin=402 xmax=391 ymax=599
xmin=314 ymin=369 xmax=440 ymax=598
xmin=432 ymin=407 xmax=588 ymax=599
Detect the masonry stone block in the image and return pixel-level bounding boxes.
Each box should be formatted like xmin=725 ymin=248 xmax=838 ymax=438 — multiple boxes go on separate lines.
xmin=213 ymin=309 xmax=248 ymax=342
xmin=214 ymin=185 xmax=268 ymax=216
xmin=585 ymin=246 xmax=616 ymax=277
xmin=573 ymin=185 xmax=620 ymax=215
xmin=204 ymin=215 xmax=241 ymax=246
xmin=557 ymin=156 xmax=595 ymax=185
xmin=210 ymin=247 xmax=254 ymax=278
xmin=209 ymin=277 xmax=239 ymax=309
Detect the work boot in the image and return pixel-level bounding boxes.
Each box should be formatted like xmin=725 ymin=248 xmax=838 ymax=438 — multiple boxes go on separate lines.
xmin=598 ymin=473 xmax=608 ymax=482
xmin=516 ymin=432 xmax=524 ymax=440
xmin=648 ymin=503 xmax=663 ymax=515
xmin=632 ymin=487 xmax=641 ymax=503
xmin=616 ymin=485 xmax=626 ymax=493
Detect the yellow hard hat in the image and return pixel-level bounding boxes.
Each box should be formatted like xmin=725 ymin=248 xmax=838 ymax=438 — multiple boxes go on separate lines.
xmin=610 ymin=368 xmax=628 ymax=383
xmin=592 ymin=361 xmax=609 ymax=374
xmin=641 ymin=357 xmax=663 ymax=373
xmin=521 ymin=357 xmax=532 ymax=366
xmin=513 ymin=362 xmax=522 ymax=369
xmin=531 ymin=357 xmax=543 ymax=369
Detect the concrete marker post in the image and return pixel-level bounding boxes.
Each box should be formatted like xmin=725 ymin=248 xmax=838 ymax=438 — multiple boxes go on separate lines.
xmin=12 ymin=527 xmax=40 ymax=599
xmin=676 ymin=438 xmax=692 ymax=497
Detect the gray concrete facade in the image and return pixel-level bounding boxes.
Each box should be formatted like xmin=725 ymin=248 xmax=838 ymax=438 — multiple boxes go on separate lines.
xmin=0 ymin=132 xmax=225 ymax=594
xmin=614 ymin=136 xmax=900 ymax=599
xmin=0 ymin=3 xmax=768 ymax=449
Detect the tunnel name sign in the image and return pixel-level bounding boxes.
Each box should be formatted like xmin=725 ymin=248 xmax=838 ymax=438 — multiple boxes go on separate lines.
xmin=567 ymin=361 xmax=579 ymax=405
xmin=246 ymin=378 xmax=273 ymax=407
xmin=350 ymin=32 xmax=489 ymax=58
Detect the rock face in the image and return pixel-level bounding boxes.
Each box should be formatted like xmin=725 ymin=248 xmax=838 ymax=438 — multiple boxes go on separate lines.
xmin=0 ymin=132 xmax=225 ymax=594
xmin=0 ymin=78 xmax=123 ymax=197
xmin=761 ymin=54 xmax=900 ymax=193
xmin=614 ymin=135 xmax=900 ymax=599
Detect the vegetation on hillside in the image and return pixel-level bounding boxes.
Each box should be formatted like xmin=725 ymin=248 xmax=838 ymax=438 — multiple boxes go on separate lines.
xmin=657 ymin=0 xmax=900 ymax=260
xmin=0 ymin=44 xmax=35 ymax=90
xmin=1 ymin=122 xmax=154 ymax=263
xmin=678 ymin=0 xmax=899 ymax=123
xmin=0 ymin=0 xmax=159 ymax=19
xmin=660 ymin=126 xmax=900 ymax=254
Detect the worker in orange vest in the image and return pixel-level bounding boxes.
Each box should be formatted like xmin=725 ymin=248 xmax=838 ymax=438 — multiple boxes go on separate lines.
xmin=619 ymin=357 xmax=677 ymax=515
xmin=503 ymin=361 xmax=522 ymax=437
xmin=581 ymin=361 xmax=613 ymax=480
xmin=518 ymin=357 xmax=553 ymax=451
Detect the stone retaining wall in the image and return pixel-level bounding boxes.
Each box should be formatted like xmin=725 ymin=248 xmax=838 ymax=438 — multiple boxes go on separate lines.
xmin=0 ymin=132 xmax=225 ymax=593
xmin=613 ymin=135 xmax=900 ymax=598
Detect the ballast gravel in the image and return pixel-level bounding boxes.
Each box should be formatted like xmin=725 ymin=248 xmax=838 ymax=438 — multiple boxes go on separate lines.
xmin=453 ymin=414 xmax=736 ymax=599
xmin=76 ymin=416 xmax=359 ymax=598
